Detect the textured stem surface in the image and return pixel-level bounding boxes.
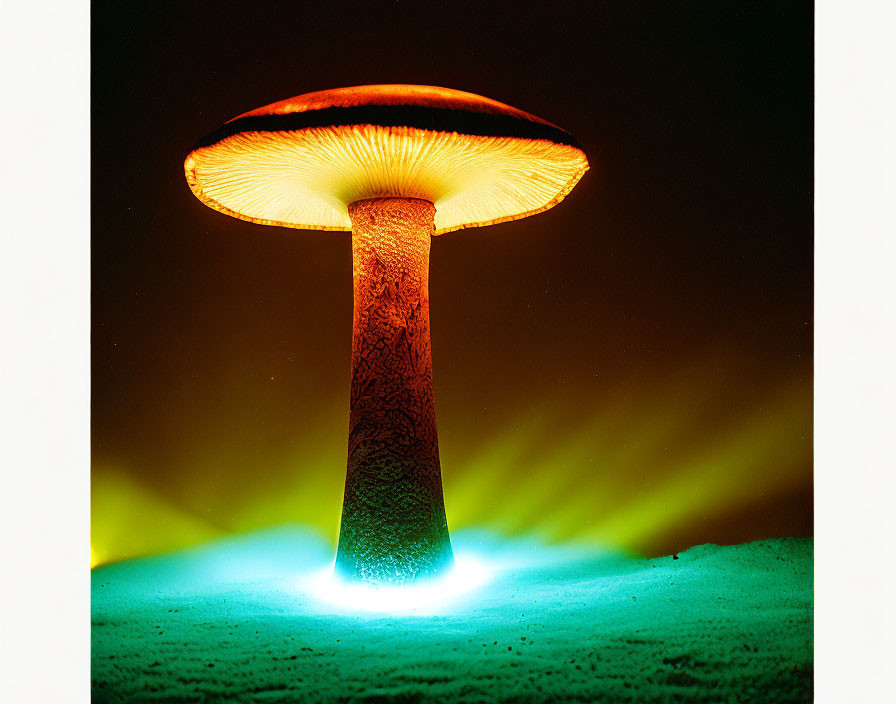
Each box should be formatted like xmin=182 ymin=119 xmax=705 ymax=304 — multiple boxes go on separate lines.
xmin=335 ymin=197 xmax=453 ymax=584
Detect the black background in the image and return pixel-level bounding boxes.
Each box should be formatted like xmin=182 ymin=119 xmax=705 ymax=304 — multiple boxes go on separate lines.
xmin=92 ymin=0 xmax=812 ymax=559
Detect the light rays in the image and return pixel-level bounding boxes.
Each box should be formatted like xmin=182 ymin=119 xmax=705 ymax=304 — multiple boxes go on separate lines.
xmin=92 ymin=350 xmax=811 ymax=566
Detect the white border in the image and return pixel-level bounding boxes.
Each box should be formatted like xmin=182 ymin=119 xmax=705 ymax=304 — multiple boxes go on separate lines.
xmin=1 ymin=1 xmax=91 ymax=701
xmin=815 ymin=1 xmax=896 ymax=701
xmin=3 ymin=1 xmax=895 ymax=701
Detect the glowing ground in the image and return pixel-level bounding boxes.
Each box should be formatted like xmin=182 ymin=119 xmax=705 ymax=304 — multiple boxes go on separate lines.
xmin=91 ymin=529 xmax=812 ymax=703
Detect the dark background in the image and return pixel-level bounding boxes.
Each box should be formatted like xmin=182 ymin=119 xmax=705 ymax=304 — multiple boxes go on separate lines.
xmin=91 ymin=0 xmax=813 ymax=565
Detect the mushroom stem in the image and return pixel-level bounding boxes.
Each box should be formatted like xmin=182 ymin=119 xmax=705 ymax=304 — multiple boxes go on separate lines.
xmin=335 ymin=197 xmax=454 ymax=584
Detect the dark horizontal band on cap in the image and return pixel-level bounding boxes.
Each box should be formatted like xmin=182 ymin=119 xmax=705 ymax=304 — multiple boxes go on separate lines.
xmin=191 ymin=104 xmax=583 ymax=151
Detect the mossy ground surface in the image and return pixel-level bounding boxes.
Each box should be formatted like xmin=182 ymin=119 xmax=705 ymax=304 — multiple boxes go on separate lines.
xmin=92 ymin=530 xmax=812 ymax=703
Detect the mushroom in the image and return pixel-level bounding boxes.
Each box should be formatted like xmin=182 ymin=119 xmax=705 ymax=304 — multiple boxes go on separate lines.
xmin=185 ymin=85 xmax=588 ymax=584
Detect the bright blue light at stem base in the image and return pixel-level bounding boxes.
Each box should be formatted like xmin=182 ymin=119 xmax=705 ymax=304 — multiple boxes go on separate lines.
xmin=306 ymin=553 xmax=493 ymax=615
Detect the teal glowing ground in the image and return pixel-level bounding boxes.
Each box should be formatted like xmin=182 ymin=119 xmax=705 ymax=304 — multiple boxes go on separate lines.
xmin=91 ymin=529 xmax=812 ymax=703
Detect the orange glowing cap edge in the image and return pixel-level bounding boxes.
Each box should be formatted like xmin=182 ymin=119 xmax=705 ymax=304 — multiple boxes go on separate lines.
xmin=184 ymin=85 xmax=589 ymax=235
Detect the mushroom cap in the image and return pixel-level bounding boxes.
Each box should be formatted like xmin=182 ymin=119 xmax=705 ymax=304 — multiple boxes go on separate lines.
xmin=185 ymin=85 xmax=588 ymax=235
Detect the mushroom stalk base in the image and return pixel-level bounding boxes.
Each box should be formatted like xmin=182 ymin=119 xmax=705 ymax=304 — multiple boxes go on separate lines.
xmin=335 ymin=197 xmax=453 ymax=584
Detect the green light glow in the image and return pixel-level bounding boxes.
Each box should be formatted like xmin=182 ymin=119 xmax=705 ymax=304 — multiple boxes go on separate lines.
xmin=91 ymin=529 xmax=813 ymax=701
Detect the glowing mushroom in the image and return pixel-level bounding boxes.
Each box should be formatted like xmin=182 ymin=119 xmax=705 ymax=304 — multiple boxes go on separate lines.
xmin=185 ymin=85 xmax=588 ymax=584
